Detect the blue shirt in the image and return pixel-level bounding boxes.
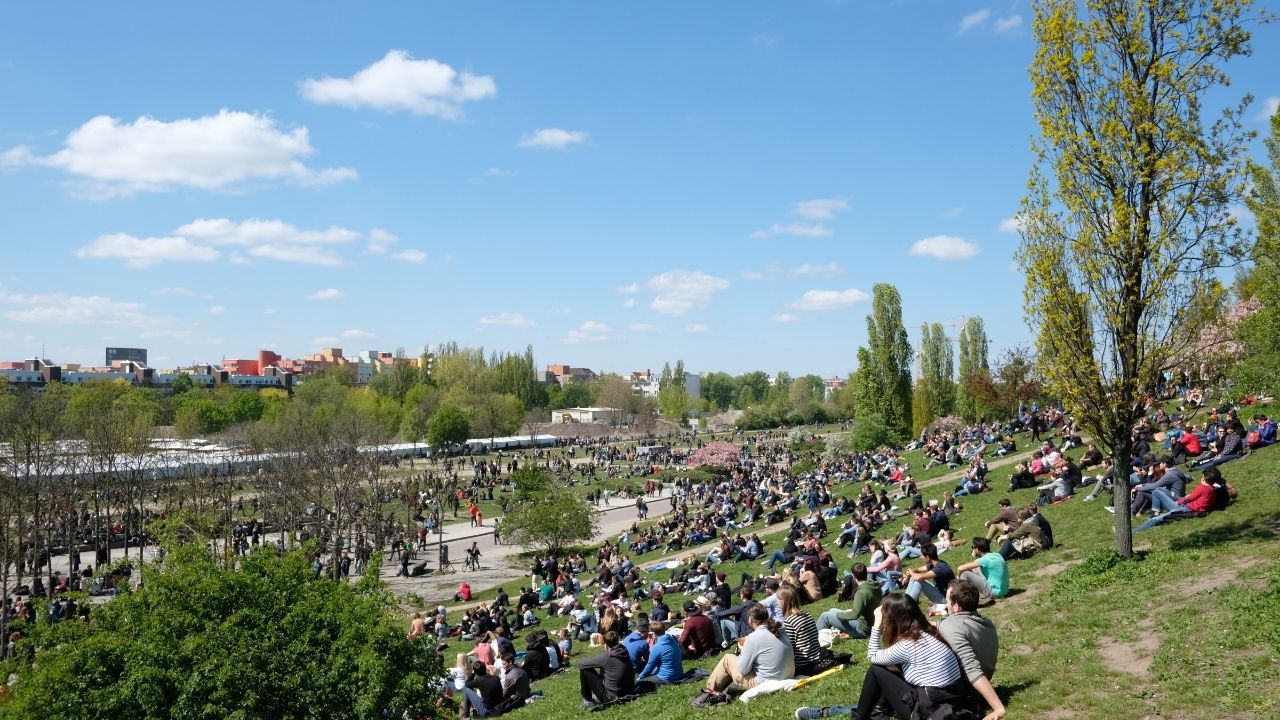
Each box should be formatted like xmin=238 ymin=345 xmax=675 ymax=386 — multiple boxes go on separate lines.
xmin=638 ymin=634 xmax=684 ymax=683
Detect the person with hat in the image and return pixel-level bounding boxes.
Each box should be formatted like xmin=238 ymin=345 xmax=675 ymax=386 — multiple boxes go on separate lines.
xmin=678 ymin=599 xmax=717 ymax=659
xmin=622 ymin=612 xmax=651 ymax=672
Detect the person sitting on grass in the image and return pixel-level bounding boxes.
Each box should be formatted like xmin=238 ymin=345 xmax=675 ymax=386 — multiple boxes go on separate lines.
xmin=777 ymin=585 xmax=825 ymax=676
xmin=985 ymin=498 xmax=1023 ymax=541
xmin=702 ymin=605 xmax=795 ymax=699
xmin=578 ymin=630 xmax=635 ymax=710
xmin=852 ymin=593 xmax=978 ymax=720
xmin=954 ymin=538 xmax=1009 ymax=605
xmin=636 ymin=620 xmax=684 ymax=687
xmin=900 ymin=544 xmax=955 ymax=616
xmin=816 ymin=563 xmax=882 ymax=639
xmin=459 ymin=660 xmax=504 ymax=718
xmin=1136 ymin=468 xmax=1229 ymax=532
xmin=1190 ymin=425 xmax=1244 ymax=470
xmin=678 ymin=599 xmax=718 ymax=659
xmin=938 ymin=579 xmax=1006 ymax=720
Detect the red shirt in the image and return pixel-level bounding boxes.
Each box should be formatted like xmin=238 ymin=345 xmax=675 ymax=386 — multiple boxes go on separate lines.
xmin=1180 ymin=433 xmax=1202 ymax=455
xmin=1178 ymin=483 xmax=1214 ymax=513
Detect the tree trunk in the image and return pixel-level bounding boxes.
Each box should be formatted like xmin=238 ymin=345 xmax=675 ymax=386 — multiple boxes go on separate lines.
xmin=1111 ymin=430 xmax=1134 ymax=557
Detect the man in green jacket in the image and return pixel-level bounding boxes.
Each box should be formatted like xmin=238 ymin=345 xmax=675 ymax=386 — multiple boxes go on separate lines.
xmin=814 ymin=563 xmax=882 ymax=638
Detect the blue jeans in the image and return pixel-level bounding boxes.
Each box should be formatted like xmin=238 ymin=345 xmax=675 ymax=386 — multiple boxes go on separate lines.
xmin=897 ymin=545 xmax=923 ymax=560
xmin=1197 ymin=453 xmax=1240 ymax=470
xmin=816 ymin=608 xmax=868 ymax=638
xmin=905 ymin=577 xmax=946 ymax=603
xmin=1150 ymin=488 xmax=1184 ymax=514
xmin=766 ymin=549 xmax=789 ymax=573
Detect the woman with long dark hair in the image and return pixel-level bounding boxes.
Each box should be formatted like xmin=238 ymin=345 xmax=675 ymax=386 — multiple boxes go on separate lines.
xmin=853 ymin=592 xmax=978 ymax=719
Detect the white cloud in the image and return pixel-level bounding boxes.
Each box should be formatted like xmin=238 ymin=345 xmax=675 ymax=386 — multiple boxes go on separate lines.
xmin=392 ymin=249 xmax=427 ymax=263
xmin=791 ymin=198 xmax=848 ymax=220
xmin=518 ymin=128 xmax=587 ymax=150
xmin=479 ymin=312 xmax=535 ymax=328
xmin=628 ymin=323 xmax=659 ymax=332
xmin=959 ymin=9 xmax=991 ymax=33
xmin=998 ymin=215 xmax=1025 ymax=234
xmin=685 ymin=323 xmax=708 ymax=334
xmin=909 ymin=235 xmax=981 ymax=261
xmin=209 ymin=305 xmax=225 ymax=314
xmin=366 ymin=228 xmax=398 ymax=254
xmin=564 ymin=320 xmax=612 ymax=344
xmin=1258 ymin=96 xmax=1280 ymax=121
xmin=299 ymin=50 xmax=496 ymax=118
xmin=248 ymin=243 xmax=344 ymax=266
xmin=616 ymin=283 xmax=640 ymax=294
xmin=313 ymin=336 xmax=339 ymax=346
xmin=175 ymin=218 xmax=359 ymax=246
xmin=787 ymin=262 xmax=843 ymax=278
xmin=645 ymin=269 xmax=731 ymax=316
xmin=790 ymin=288 xmax=870 ymax=311
xmin=76 ymin=233 xmax=221 ymax=268
xmin=751 ymin=223 xmax=832 ymax=238
xmin=263 ymin=308 xmax=277 ymax=315
xmin=341 ymin=328 xmax=377 ymax=339
xmin=308 ymin=288 xmax=344 ymax=301
xmin=622 ymin=298 xmax=635 ymax=309
xmin=994 ymin=15 xmax=1022 ymax=33
xmin=773 ymin=313 xmax=802 ymax=323
xmin=741 ymin=271 xmax=766 ymax=281
xmin=1 ymin=291 xmax=162 ymax=330
xmin=4 ymin=110 xmax=355 ymax=197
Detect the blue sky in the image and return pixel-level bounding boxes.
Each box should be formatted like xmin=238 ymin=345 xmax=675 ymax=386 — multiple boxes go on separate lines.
xmin=1 ymin=2 xmax=1276 ymax=377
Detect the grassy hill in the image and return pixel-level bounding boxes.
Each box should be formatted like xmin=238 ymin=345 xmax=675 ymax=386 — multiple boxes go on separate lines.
xmin=456 ymin=433 xmax=1280 ymax=720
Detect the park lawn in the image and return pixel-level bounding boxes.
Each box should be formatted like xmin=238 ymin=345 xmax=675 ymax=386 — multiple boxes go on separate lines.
xmin=438 ymin=435 xmax=1280 ymax=720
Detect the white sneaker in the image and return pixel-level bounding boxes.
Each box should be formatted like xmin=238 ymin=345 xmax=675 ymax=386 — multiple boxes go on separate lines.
xmin=1082 ymin=496 xmax=1094 ymax=502
xmin=1104 ymin=506 xmax=1115 ymax=514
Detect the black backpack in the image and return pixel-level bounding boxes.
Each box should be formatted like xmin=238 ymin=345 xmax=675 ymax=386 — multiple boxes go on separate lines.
xmin=1034 ymin=514 xmax=1054 ymax=550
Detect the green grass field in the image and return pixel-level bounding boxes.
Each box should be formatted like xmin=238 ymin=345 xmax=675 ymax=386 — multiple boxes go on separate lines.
xmin=441 ymin=424 xmax=1280 ymax=720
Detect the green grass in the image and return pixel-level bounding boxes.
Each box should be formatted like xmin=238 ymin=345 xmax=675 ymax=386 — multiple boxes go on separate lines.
xmin=440 ymin=417 xmax=1280 ymax=720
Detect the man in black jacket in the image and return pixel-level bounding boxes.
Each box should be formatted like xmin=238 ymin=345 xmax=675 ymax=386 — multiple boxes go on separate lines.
xmin=460 ymin=661 xmax=504 ymax=718
xmin=578 ymin=631 xmax=635 ymax=710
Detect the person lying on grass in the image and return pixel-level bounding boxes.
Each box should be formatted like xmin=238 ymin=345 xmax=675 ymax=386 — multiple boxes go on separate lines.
xmin=1135 ymin=467 xmax=1230 ymax=532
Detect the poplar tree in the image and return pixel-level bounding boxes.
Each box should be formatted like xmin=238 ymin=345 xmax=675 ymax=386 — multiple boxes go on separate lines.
xmin=1018 ymin=0 xmax=1258 ymax=557
xmin=956 ymin=316 xmax=990 ymax=421
xmin=852 ymin=283 xmax=913 ymax=439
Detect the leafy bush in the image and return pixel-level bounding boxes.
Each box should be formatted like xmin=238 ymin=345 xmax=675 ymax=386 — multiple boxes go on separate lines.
xmin=0 ymin=545 xmax=443 ymax=720
xmin=848 ymin=412 xmax=903 ymax=451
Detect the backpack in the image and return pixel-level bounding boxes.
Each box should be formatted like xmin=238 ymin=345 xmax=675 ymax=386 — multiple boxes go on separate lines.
xmin=1211 ymin=482 xmax=1232 ymax=511
xmin=1033 ymin=514 xmax=1054 ymax=550
xmin=688 ymin=690 xmax=731 ymax=708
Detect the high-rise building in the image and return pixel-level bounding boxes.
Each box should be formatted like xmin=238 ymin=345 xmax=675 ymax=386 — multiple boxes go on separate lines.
xmin=105 ymin=347 xmax=147 ymax=366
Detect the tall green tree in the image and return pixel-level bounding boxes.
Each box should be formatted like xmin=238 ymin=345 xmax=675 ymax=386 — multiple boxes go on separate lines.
xmin=916 ymin=322 xmax=956 ymax=432
xmin=852 ymin=283 xmax=913 ymax=439
xmin=956 ymin=316 xmax=990 ymax=421
xmin=1233 ymin=106 xmax=1280 ymax=395
xmin=426 ymin=403 xmax=471 ymax=448
xmin=657 ymin=361 xmax=692 ymax=422
xmin=1018 ymin=0 xmax=1258 ymax=557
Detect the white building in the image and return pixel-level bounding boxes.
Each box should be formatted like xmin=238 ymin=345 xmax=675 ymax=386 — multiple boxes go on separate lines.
xmin=551 ymin=407 xmax=616 ymax=424
xmin=629 ymin=369 xmax=700 ymax=399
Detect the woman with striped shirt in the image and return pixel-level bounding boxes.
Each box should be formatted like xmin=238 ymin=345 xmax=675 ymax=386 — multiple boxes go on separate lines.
xmin=777 ymin=585 xmax=824 ymax=675
xmin=853 ymin=593 xmax=979 ymax=719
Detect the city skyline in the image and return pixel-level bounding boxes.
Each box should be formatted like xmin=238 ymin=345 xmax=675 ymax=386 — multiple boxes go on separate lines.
xmin=1 ymin=3 xmax=1276 ymax=376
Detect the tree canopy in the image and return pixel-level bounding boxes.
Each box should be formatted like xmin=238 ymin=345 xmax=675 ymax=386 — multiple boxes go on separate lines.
xmin=0 ymin=545 xmax=444 ymax=720
xmin=1018 ymin=0 xmax=1259 ymax=556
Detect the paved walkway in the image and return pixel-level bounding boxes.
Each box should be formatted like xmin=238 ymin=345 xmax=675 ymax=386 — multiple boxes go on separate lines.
xmin=26 ymin=434 xmax=1050 ymax=608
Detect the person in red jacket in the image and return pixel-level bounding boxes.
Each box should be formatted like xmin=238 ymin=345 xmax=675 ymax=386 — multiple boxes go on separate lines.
xmin=678 ymin=600 xmax=717 ymax=659
xmin=1136 ymin=469 xmax=1222 ymax=532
